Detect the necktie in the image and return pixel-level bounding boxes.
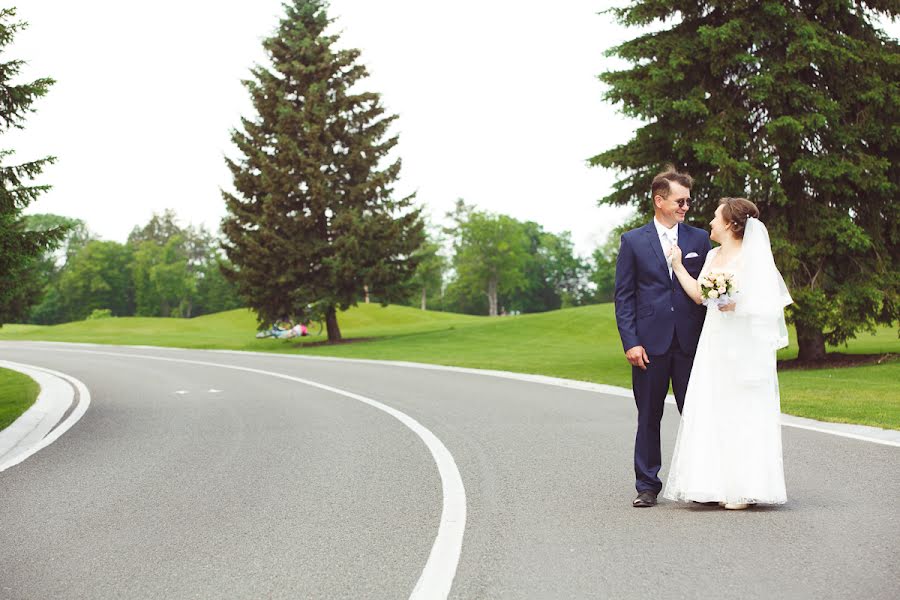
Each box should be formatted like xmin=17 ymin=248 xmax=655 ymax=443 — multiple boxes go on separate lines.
xmin=664 ymin=230 xmax=676 ymax=277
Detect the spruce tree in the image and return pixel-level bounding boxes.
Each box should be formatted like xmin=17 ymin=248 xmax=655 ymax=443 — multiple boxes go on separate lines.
xmin=0 ymin=9 xmax=68 ymax=326
xmin=592 ymin=1 xmax=899 ymax=360
xmin=221 ymin=0 xmax=424 ymax=341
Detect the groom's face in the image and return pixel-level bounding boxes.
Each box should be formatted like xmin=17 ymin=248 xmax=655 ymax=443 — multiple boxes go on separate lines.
xmin=654 ymin=182 xmax=691 ymax=226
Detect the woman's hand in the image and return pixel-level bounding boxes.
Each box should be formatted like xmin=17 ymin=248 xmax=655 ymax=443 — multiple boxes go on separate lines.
xmin=669 ymin=244 xmax=683 ymax=266
xmin=718 ymin=301 xmax=736 ymax=312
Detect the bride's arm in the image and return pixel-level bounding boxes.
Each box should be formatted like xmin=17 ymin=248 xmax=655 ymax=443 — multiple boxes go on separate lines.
xmin=670 ymin=246 xmax=703 ymax=304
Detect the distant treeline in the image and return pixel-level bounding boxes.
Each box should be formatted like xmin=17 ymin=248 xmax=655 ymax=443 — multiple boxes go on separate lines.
xmin=24 ymin=211 xmax=243 ymax=324
xmin=20 ymin=206 xmax=622 ymax=324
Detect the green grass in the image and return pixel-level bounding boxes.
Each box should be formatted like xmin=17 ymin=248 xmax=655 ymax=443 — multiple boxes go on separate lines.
xmin=0 ymin=306 xmax=482 ymax=351
xmin=0 ymin=367 xmax=40 ymax=431
xmin=2 ymin=304 xmax=897 ymax=429
xmin=778 ymin=360 xmax=899 ymax=429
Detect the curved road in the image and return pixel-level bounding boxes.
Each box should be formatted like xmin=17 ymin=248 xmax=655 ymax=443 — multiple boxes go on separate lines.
xmin=1 ymin=342 xmax=897 ymax=599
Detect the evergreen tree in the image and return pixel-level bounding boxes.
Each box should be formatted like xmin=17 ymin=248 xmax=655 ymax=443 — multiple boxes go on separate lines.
xmin=592 ymin=1 xmax=899 ymax=360
xmin=0 ymin=9 xmax=68 ymax=325
xmin=221 ymin=0 xmax=424 ymax=341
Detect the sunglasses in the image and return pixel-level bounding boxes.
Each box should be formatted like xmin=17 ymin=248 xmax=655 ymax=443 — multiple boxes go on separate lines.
xmin=671 ymin=197 xmax=692 ymax=208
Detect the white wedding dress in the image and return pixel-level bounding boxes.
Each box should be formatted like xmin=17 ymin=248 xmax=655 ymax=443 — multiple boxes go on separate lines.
xmin=663 ymin=220 xmax=791 ymax=505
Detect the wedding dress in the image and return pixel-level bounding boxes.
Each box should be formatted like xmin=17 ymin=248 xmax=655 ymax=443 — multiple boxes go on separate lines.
xmin=663 ymin=218 xmax=792 ymax=505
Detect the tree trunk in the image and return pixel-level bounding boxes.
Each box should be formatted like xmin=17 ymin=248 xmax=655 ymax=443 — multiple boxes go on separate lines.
xmin=796 ymin=322 xmax=826 ymax=362
xmin=487 ymin=277 xmax=498 ymax=316
xmin=421 ymin=287 xmax=427 ymax=311
xmin=325 ymin=305 xmax=342 ymax=342
xmin=364 ymin=285 xmax=370 ymax=304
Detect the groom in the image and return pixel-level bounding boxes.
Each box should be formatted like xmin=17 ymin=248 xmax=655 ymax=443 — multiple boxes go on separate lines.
xmin=614 ymin=167 xmax=711 ymax=508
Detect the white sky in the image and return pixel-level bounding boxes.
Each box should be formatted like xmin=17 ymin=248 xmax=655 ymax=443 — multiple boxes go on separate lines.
xmin=9 ymin=2 xmax=899 ymax=256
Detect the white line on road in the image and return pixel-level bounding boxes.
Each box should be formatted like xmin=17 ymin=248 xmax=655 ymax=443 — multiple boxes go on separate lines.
xmin=20 ymin=348 xmax=466 ymax=600
xmin=0 ymin=361 xmax=91 ymax=472
xmin=6 ymin=341 xmax=899 ymax=447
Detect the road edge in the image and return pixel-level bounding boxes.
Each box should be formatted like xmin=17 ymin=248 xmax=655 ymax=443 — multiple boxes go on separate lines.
xmin=0 ymin=360 xmax=91 ymax=472
xmin=3 ymin=341 xmax=899 ymax=447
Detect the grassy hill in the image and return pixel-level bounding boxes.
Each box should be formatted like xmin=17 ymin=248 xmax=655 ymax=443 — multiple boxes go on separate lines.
xmin=1 ymin=303 xmax=897 ymax=429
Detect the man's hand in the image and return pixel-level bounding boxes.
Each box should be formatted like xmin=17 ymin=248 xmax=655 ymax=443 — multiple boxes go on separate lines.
xmin=625 ymin=345 xmax=650 ymax=370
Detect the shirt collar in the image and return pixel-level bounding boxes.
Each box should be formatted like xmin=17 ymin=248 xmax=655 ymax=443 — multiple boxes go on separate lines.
xmin=654 ymin=218 xmax=678 ymax=239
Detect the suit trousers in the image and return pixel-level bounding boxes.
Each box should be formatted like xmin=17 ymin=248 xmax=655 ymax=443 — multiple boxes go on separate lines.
xmin=633 ymin=334 xmax=694 ymax=494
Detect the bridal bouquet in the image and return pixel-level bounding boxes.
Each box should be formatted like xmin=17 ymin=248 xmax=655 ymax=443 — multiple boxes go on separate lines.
xmin=699 ymin=272 xmax=736 ymax=307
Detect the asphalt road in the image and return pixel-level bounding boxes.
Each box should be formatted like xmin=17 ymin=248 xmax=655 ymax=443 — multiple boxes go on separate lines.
xmin=1 ymin=342 xmax=897 ymax=599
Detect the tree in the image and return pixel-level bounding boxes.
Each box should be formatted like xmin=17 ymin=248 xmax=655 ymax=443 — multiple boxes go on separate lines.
xmin=449 ymin=208 xmax=530 ymax=317
xmin=57 ymin=241 xmax=134 ymax=320
xmin=221 ymin=0 xmax=423 ymax=341
xmin=195 ymin=257 xmax=244 ymax=316
xmin=592 ymin=1 xmax=899 ymax=360
xmin=589 ymin=235 xmax=619 ymax=304
xmin=133 ymin=236 xmax=194 ymax=317
xmin=0 ymin=9 xmax=68 ymax=326
xmin=517 ymin=225 xmax=591 ymax=312
xmin=129 ymin=211 xmax=241 ymax=318
xmin=409 ymin=235 xmax=447 ymax=311
xmin=127 ymin=208 xmax=184 ymax=246
xmin=25 ymin=214 xmax=93 ymax=324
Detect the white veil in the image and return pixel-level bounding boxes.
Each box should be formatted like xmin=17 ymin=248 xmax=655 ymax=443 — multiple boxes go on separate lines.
xmin=735 ymin=217 xmax=793 ymax=350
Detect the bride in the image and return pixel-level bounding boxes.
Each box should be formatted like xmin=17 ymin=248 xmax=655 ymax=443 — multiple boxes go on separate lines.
xmin=663 ymin=197 xmax=792 ymax=509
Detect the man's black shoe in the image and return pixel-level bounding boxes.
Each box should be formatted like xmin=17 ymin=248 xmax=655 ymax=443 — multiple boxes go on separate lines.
xmin=632 ymin=491 xmax=658 ymax=507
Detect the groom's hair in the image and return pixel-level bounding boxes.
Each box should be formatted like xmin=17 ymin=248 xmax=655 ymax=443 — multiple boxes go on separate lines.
xmin=651 ymin=166 xmax=693 ymax=199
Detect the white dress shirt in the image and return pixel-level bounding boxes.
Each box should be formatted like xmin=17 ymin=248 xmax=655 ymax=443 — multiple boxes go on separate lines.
xmin=654 ymin=218 xmax=678 ymax=277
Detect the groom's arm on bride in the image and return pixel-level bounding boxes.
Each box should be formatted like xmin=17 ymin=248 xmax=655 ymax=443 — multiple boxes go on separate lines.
xmin=614 ymin=233 xmax=650 ymax=370
xmin=670 ymin=245 xmax=703 ymax=305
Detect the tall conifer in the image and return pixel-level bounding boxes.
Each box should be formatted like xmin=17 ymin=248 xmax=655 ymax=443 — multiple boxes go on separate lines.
xmin=593 ymin=1 xmax=899 ymax=360
xmin=0 ymin=8 xmax=68 ymax=325
xmin=222 ymin=0 xmax=424 ymax=341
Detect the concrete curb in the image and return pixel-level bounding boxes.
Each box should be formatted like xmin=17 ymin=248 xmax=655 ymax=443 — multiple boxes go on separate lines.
xmin=0 ymin=360 xmax=90 ymax=472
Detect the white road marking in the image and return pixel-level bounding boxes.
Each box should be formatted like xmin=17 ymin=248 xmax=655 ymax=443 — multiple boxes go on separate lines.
xmin=15 ymin=347 xmax=466 ymax=600
xmin=214 ymin=351 xmax=900 ymax=448
xmin=5 ymin=340 xmax=899 ymax=448
xmin=0 ymin=361 xmax=91 ymax=472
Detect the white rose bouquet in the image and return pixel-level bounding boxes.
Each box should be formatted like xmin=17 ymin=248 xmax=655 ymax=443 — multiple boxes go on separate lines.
xmin=699 ymin=271 xmax=737 ymax=307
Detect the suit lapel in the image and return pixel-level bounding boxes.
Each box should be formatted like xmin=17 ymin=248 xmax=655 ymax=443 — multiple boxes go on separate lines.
xmin=643 ymin=223 xmax=668 ymax=275
xmin=677 ymin=222 xmax=692 ymax=245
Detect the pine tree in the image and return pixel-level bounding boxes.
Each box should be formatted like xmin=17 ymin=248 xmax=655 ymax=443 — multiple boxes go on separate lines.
xmin=592 ymin=1 xmax=899 ymax=360
xmin=221 ymin=0 xmax=424 ymax=342
xmin=0 ymin=8 xmax=68 ymax=326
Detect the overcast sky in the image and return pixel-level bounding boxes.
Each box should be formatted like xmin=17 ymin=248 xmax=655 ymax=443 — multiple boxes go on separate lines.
xmin=9 ymin=2 xmax=898 ymax=255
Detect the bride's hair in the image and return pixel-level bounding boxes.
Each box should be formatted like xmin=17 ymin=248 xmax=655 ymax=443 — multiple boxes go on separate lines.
xmin=719 ymin=197 xmax=759 ymax=238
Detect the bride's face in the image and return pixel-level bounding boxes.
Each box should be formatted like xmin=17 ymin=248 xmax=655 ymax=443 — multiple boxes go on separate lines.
xmin=709 ymin=205 xmax=733 ymax=243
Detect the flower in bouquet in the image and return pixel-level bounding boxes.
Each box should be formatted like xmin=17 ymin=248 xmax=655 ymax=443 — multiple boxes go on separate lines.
xmin=700 ymin=271 xmax=736 ymax=307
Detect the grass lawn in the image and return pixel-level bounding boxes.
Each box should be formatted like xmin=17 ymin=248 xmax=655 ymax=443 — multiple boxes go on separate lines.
xmin=778 ymin=360 xmax=899 ymax=429
xmin=0 ymin=367 xmax=40 ymax=432
xmin=2 ymin=303 xmax=897 ymax=429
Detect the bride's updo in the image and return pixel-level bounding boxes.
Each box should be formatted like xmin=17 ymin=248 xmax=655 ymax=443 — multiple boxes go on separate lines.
xmin=719 ymin=197 xmax=760 ymax=239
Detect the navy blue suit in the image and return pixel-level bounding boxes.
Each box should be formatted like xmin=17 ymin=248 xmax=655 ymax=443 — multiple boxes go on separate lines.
xmin=614 ymin=221 xmax=711 ymax=494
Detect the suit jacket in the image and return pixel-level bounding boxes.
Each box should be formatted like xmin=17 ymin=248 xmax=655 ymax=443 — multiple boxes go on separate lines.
xmin=614 ymin=221 xmax=712 ymax=356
